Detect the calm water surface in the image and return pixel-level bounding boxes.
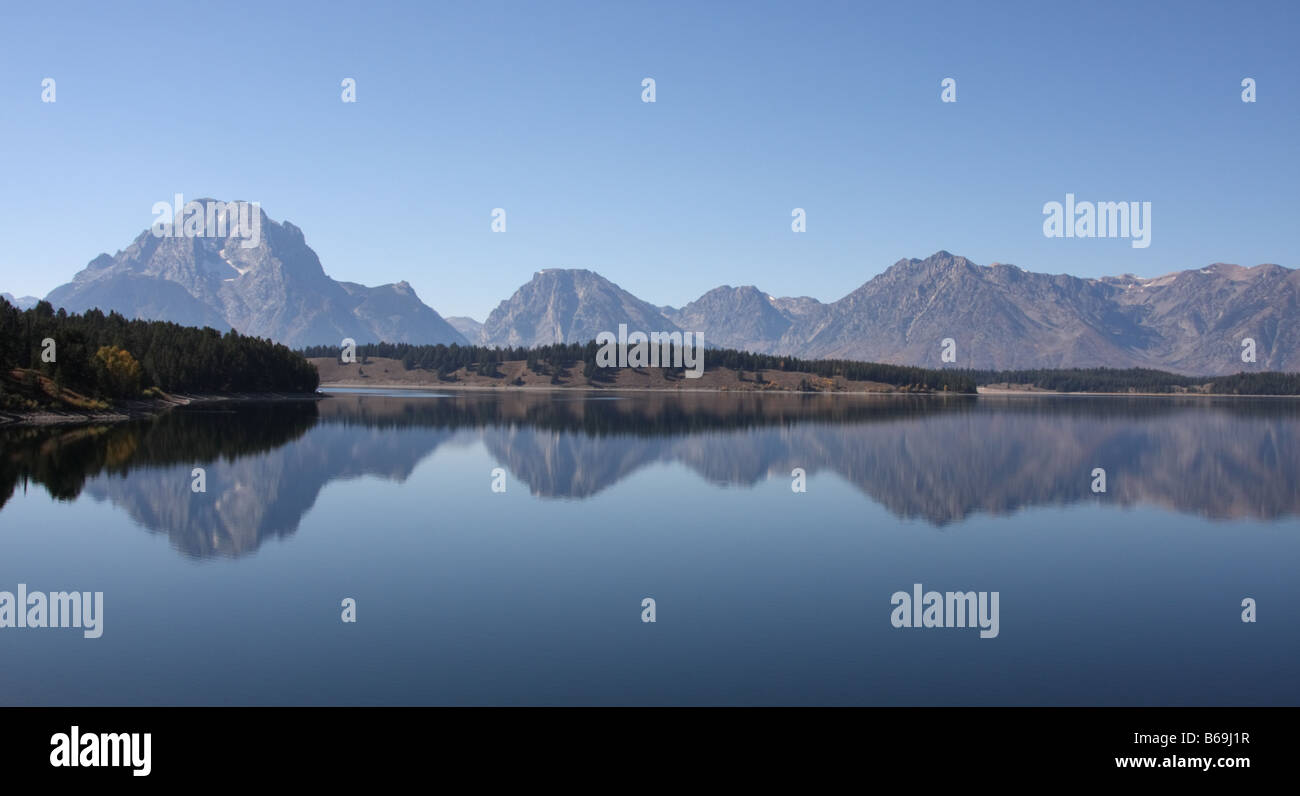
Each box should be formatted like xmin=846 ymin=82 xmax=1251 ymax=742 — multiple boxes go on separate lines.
xmin=1 ymin=390 xmax=1296 ymax=705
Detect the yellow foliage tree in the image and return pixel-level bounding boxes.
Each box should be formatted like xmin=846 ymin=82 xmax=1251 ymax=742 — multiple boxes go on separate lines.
xmin=94 ymin=345 xmax=143 ymax=398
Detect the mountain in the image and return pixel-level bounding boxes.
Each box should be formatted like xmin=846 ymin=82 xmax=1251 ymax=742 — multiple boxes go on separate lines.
xmin=661 ymin=285 xmax=800 ymax=351
xmin=1103 ymin=262 xmax=1300 ymax=374
xmin=45 ymin=200 xmax=467 ymax=349
xmin=786 ymin=251 xmax=1145 ymax=370
xmin=652 ymin=252 xmax=1294 ymax=375
xmin=445 ymin=316 xmax=484 ymax=343
xmin=480 ymin=268 xmax=679 ymax=348
xmin=1 ymin=293 xmax=40 ymax=310
xmin=337 ymin=280 xmax=465 ymax=347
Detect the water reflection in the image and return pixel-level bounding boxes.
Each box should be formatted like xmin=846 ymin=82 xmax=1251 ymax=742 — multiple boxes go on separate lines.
xmin=3 ymin=391 xmax=1298 ymax=558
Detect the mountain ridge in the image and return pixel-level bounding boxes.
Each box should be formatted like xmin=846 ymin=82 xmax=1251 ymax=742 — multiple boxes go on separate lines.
xmin=477 ymin=252 xmax=1295 ymax=374
xmin=43 ymin=200 xmax=467 ymax=349
xmin=33 ymin=206 xmax=1295 ymax=375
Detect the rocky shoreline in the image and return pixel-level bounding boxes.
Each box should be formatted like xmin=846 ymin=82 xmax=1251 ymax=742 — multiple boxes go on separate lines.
xmin=0 ymin=392 xmax=325 ymax=427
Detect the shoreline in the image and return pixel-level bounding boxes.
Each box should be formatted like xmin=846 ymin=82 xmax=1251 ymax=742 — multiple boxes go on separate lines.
xmin=0 ymin=392 xmax=325 ymax=428
xmin=5 ymin=383 xmax=1293 ymax=427
xmin=975 ymin=387 xmax=1300 ymax=398
xmin=317 ymin=381 xmax=966 ymax=396
xmin=320 ymin=381 xmax=1300 ymax=399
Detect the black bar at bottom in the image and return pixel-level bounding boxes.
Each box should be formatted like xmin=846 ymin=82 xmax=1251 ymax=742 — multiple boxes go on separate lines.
xmin=0 ymin=707 xmax=1285 ymax=783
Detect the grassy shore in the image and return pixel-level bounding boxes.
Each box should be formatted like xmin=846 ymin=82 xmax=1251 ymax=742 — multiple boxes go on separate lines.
xmin=310 ymin=357 xmax=947 ymax=394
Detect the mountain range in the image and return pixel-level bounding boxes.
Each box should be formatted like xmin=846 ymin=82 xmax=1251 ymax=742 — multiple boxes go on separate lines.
xmin=693 ymin=254 xmax=1296 ymax=374
xmin=26 ymin=201 xmax=1297 ymax=375
xmin=461 ymin=254 xmax=1299 ymax=375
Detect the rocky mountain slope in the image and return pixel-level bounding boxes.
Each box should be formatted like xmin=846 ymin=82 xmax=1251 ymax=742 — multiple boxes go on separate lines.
xmin=479 ymin=268 xmax=680 ymax=348
xmin=45 ymin=200 xmax=467 ymax=348
xmin=486 ymin=252 xmax=1294 ymax=375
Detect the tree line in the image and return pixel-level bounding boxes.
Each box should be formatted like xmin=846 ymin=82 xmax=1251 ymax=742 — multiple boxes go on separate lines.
xmin=301 ymin=341 xmax=1300 ymax=396
xmin=300 ymin=340 xmax=980 ymax=392
xmin=971 ymin=366 xmax=1300 ymax=395
xmin=1 ymin=297 xmax=319 ymax=406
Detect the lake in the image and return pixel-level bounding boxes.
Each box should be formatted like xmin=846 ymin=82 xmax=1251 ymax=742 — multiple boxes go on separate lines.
xmin=1 ymin=389 xmax=1297 ymax=705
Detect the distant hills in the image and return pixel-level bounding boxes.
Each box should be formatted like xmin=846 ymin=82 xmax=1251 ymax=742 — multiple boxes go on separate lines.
xmin=445 ymin=316 xmax=483 ymax=341
xmin=0 ymin=293 xmax=39 ymax=310
xmin=27 ymin=202 xmax=1297 ymax=375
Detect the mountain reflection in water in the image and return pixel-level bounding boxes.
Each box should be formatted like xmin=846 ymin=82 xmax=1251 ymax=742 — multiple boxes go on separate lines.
xmin=2 ymin=391 xmax=1297 ymax=559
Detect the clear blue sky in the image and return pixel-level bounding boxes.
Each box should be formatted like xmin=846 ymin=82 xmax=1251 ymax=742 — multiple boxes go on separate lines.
xmin=2 ymin=0 xmax=1296 ymax=320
